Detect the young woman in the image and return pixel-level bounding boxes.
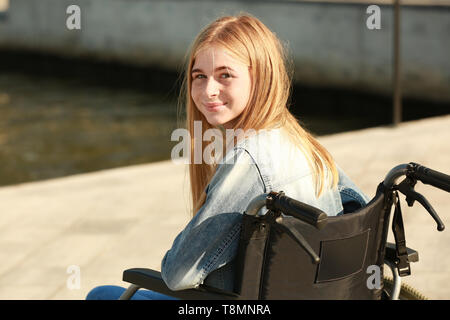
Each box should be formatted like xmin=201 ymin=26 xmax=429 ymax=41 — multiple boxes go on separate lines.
xmin=86 ymin=13 xmax=368 ymax=300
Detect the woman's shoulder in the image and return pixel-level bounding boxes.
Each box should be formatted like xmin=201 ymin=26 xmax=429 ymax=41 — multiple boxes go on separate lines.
xmin=218 ymin=128 xmax=278 ymax=165
xmin=208 ymin=144 xmax=266 ymax=196
xmin=235 ymin=127 xmax=283 ymax=152
xmin=235 ymin=127 xmax=306 ymax=165
xmin=230 ymin=127 xmax=312 ymax=188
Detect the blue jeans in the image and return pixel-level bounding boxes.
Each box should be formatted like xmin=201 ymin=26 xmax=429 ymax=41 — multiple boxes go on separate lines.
xmin=86 ymin=285 xmax=180 ymax=300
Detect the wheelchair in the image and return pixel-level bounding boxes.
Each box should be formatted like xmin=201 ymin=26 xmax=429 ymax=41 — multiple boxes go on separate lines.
xmin=119 ymin=162 xmax=449 ymax=300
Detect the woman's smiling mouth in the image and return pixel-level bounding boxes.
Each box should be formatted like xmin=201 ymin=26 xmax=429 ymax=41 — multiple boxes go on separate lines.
xmin=204 ymin=102 xmax=227 ymax=111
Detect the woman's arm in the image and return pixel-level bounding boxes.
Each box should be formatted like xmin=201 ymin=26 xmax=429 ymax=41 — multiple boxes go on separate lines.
xmin=161 ymin=147 xmax=265 ymax=291
xmin=336 ymin=165 xmax=370 ymax=215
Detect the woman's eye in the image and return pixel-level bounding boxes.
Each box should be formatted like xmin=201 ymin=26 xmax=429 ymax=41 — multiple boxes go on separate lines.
xmin=192 ymin=73 xmax=231 ymax=80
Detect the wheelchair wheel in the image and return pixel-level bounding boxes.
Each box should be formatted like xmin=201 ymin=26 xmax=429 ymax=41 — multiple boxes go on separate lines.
xmin=383 ymin=276 xmax=428 ymax=300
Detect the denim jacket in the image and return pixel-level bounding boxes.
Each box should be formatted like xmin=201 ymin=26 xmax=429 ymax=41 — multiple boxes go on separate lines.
xmin=161 ymin=128 xmax=369 ymax=292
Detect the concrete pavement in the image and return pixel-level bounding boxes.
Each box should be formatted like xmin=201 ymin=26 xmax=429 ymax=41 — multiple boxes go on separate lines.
xmin=0 ymin=114 xmax=449 ymax=299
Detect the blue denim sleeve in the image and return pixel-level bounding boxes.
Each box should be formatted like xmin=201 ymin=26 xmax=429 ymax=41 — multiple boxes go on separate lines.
xmin=336 ymin=165 xmax=371 ymax=215
xmin=161 ymin=147 xmax=265 ymax=291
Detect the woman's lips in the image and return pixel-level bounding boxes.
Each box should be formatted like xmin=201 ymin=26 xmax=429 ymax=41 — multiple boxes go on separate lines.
xmin=204 ymin=102 xmax=226 ymax=112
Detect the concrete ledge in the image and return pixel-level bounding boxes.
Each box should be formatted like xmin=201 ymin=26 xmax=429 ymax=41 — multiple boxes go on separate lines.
xmin=1 ymin=0 xmax=449 ymax=102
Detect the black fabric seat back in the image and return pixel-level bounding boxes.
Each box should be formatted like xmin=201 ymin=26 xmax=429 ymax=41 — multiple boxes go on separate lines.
xmin=234 ymin=182 xmax=393 ymax=300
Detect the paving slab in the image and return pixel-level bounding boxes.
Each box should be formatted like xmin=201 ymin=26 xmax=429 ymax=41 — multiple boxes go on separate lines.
xmin=0 ymin=115 xmax=449 ymax=299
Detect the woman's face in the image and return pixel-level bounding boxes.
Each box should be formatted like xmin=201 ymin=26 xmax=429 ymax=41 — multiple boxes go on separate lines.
xmin=191 ymin=45 xmax=251 ymax=129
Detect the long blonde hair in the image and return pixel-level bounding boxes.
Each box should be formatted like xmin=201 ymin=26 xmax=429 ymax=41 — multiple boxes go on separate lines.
xmin=178 ymin=13 xmax=339 ymax=216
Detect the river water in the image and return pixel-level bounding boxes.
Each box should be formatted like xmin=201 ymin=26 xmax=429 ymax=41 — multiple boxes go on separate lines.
xmin=0 ymin=71 xmax=181 ymax=186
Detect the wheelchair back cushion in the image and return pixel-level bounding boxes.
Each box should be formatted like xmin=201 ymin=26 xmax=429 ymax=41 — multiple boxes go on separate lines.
xmin=234 ymin=183 xmax=391 ymax=300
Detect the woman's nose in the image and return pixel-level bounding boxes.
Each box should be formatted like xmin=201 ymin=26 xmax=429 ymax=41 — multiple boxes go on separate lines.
xmin=205 ymin=78 xmax=220 ymax=97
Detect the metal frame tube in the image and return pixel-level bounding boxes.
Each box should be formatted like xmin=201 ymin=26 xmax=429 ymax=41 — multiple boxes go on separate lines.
xmin=383 ymin=163 xmax=408 ymax=189
xmin=244 ymin=193 xmax=269 ymax=216
xmin=119 ymin=284 xmax=140 ymax=300
xmin=385 ymin=261 xmax=401 ymax=300
xmin=393 ymin=0 xmax=402 ymax=126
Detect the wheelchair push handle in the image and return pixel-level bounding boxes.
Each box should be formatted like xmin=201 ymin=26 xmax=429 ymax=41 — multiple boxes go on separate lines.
xmin=384 ymin=162 xmax=450 ymax=193
xmin=410 ymin=163 xmax=450 ymax=193
xmin=383 ymin=162 xmax=448 ymax=232
xmin=266 ymin=191 xmax=328 ymax=230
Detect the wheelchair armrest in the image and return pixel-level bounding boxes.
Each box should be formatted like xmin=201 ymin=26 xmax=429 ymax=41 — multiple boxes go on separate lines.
xmin=122 ymin=268 xmax=239 ymax=300
xmin=385 ymin=242 xmax=419 ymax=263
